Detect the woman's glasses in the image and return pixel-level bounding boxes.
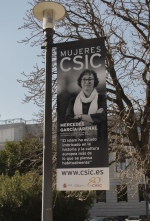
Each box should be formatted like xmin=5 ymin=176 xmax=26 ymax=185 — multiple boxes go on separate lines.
xmin=81 ymin=78 xmax=94 ymax=82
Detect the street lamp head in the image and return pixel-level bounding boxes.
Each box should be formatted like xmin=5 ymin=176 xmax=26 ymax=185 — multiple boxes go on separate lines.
xmin=33 ymin=1 xmax=66 ymax=30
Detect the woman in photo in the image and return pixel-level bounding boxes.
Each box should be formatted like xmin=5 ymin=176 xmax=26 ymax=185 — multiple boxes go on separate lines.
xmin=65 ymin=69 xmax=107 ymax=126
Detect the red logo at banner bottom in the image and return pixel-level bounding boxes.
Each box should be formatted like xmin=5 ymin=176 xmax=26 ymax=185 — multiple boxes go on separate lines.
xmin=63 ymin=183 xmax=67 ymax=188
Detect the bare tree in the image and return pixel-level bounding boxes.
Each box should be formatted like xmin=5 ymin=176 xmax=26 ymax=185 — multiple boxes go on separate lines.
xmin=18 ymin=0 xmax=150 ymax=191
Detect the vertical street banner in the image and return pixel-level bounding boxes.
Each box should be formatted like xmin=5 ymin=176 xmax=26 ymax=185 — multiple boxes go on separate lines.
xmin=57 ymin=38 xmax=109 ymax=190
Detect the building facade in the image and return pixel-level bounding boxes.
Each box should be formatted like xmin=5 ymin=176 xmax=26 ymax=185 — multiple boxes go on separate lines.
xmin=89 ymin=158 xmax=149 ymax=220
xmin=0 ymin=118 xmax=42 ymax=150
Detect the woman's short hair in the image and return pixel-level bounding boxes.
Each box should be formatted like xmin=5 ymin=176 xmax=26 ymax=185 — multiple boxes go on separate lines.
xmin=77 ymin=69 xmax=99 ymax=88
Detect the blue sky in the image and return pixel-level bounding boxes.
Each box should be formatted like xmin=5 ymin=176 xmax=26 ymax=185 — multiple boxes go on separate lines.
xmin=0 ymin=1 xmax=43 ymax=121
xmin=0 ymin=1 xmax=145 ymax=122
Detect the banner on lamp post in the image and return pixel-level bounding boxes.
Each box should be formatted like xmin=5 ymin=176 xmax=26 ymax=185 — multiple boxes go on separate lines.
xmin=57 ymin=38 xmax=109 ymax=190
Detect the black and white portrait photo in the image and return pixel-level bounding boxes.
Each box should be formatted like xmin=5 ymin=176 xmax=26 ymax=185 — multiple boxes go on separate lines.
xmin=65 ymin=69 xmax=106 ymax=126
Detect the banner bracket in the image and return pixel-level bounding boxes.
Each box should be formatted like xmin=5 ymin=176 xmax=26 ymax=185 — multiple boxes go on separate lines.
xmin=41 ymin=43 xmax=57 ymax=49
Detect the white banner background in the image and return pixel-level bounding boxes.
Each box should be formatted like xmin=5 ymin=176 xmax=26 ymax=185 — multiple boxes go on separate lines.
xmin=57 ymin=167 xmax=109 ymax=190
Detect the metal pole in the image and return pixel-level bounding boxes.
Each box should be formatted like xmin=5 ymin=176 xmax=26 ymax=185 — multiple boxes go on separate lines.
xmin=42 ymin=28 xmax=54 ymax=221
xmin=145 ymin=175 xmax=149 ymax=221
xmin=146 ymin=185 xmax=149 ymax=221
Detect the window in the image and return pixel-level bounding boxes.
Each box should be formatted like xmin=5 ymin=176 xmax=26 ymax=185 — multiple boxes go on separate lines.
xmin=96 ymin=190 xmax=106 ymax=203
xmin=137 ymin=162 xmax=141 ymax=171
xmin=139 ymin=184 xmax=145 ymax=201
xmin=117 ymin=185 xmax=127 ymax=202
xmin=39 ymin=136 xmax=43 ymax=142
xmin=116 ymin=153 xmax=126 ymax=172
xmin=117 ymin=216 xmax=128 ymax=221
xmin=138 ymin=184 xmax=150 ymax=202
xmin=137 ymin=126 xmax=141 ymax=133
xmin=140 ymin=215 xmax=146 ymax=221
xmin=104 ymin=218 xmax=116 ymax=221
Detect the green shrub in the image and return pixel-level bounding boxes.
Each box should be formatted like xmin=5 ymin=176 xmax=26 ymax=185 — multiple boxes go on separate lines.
xmin=53 ymin=190 xmax=94 ymax=221
xmin=0 ymin=171 xmax=42 ymax=221
xmin=0 ymin=138 xmax=42 ymax=177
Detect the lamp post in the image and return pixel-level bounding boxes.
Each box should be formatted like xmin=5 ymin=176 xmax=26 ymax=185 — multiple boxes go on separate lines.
xmin=33 ymin=2 xmax=66 ymax=221
xmin=145 ymin=175 xmax=149 ymax=221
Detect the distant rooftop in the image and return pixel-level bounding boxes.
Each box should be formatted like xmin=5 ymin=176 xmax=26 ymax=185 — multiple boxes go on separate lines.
xmin=0 ymin=118 xmax=40 ymax=125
